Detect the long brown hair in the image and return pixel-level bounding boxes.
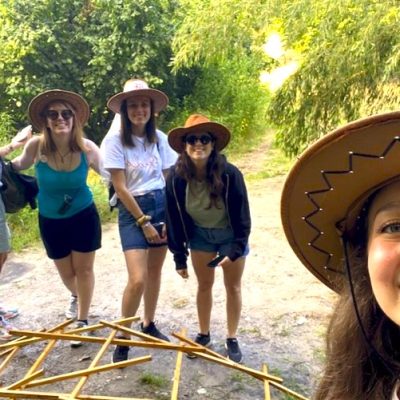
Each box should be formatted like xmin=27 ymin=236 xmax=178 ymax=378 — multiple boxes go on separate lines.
xmin=175 ymin=149 xmax=225 ymax=209
xmin=314 ymin=234 xmax=400 ymax=399
xmin=119 ymin=99 xmax=157 ymax=147
xmin=39 ymin=100 xmax=86 ymax=155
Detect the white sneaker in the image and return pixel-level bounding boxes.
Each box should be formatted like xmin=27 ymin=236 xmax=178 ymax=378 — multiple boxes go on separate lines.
xmin=65 ymin=295 xmax=78 ymax=320
xmin=70 ymin=321 xmax=88 ymax=348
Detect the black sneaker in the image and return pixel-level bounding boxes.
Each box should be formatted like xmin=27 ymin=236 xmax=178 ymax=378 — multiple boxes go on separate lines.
xmin=140 ymin=321 xmax=170 ymax=342
xmin=112 ymin=343 xmax=130 ymax=364
xmin=225 ymin=338 xmax=242 ymax=363
xmin=187 ymin=332 xmax=211 ymax=359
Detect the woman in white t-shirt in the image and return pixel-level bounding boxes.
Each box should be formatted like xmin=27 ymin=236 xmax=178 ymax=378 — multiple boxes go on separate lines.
xmin=101 ymin=78 xmax=177 ymax=364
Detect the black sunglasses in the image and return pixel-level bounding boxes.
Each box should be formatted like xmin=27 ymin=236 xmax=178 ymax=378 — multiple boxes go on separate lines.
xmin=184 ymin=134 xmax=214 ymax=146
xmin=45 ymin=109 xmax=74 ymax=121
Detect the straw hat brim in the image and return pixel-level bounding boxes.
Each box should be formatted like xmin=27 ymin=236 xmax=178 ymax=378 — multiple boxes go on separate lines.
xmin=107 ymin=88 xmax=169 ymax=114
xmin=28 ymin=89 xmax=90 ymax=131
xmin=168 ymin=122 xmax=231 ymax=153
xmin=281 ymin=111 xmax=400 ymax=292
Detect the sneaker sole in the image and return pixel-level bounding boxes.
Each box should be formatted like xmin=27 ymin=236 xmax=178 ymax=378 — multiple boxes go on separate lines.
xmin=70 ymin=341 xmax=83 ymax=348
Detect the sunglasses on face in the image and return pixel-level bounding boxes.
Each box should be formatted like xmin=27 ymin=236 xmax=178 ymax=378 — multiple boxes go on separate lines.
xmin=45 ymin=109 xmax=74 ymax=121
xmin=184 ymin=134 xmax=214 ymax=146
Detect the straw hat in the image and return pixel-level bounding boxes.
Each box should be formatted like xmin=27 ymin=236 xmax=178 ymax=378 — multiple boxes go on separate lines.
xmin=168 ymin=114 xmax=231 ymax=153
xmin=281 ymin=111 xmax=400 ymax=292
xmin=107 ymin=79 xmax=169 ymax=114
xmin=28 ymin=89 xmax=90 ymax=131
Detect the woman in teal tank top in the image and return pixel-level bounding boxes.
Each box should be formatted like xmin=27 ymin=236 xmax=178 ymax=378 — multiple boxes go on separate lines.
xmin=11 ymin=89 xmax=103 ymax=345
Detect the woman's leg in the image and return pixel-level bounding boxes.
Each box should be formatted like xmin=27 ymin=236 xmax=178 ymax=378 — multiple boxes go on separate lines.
xmin=120 ymin=249 xmax=148 ymax=335
xmin=70 ymin=250 xmax=96 ymax=321
xmin=191 ymin=251 xmax=217 ymax=334
xmin=53 ymin=255 xmax=78 ymax=296
xmin=222 ymin=257 xmax=245 ymax=338
xmin=0 ymin=252 xmax=7 ymax=274
xmin=142 ymin=246 xmax=167 ymax=326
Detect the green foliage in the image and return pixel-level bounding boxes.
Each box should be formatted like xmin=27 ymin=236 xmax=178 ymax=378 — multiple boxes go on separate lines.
xmin=267 ymin=0 xmax=400 ymax=156
xmin=0 ymin=0 xmax=179 ymax=143
xmin=139 ymin=372 xmax=168 ymax=388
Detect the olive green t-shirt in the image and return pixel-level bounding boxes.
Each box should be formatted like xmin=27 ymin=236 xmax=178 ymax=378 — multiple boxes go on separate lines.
xmin=185 ymin=180 xmax=229 ymax=228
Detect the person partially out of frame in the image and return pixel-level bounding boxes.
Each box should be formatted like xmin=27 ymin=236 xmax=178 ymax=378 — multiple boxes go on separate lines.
xmin=281 ymin=111 xmax=400 ymax=399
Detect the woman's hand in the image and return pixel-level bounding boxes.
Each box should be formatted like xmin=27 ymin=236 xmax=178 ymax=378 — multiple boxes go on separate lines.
xmin=11 ymin=125 xmax=32 ymax=149
xmin=142 ymin=223 xmax=167 ymax=244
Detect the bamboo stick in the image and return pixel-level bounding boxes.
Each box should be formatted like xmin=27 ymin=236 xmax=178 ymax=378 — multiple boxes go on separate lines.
xmin=262 ymin=364 xmax=271 ymax=400
xmin=0 ymin=316 xmax=139 ymax=350
xmin=172 ymin=332 xmax=283 ymax=383
xmin=8 ymin=330 xmax=200 ymax=352
xmin=0 ymin=346 xmax=19 ymax=373
xmin=269 ymin=380 xmax=310 ymax=400
xmin=24 ymin=356 xmax=151 ymax=388
xmin=170 ymin=328 xmax=186 ymax=400
xmin=69 ymin=330 xmax=117 ymax=398
xmin=5 ymin=369 xmax=44 ymax=390
xmin=99 ymin=320 xmax=166 ymax=343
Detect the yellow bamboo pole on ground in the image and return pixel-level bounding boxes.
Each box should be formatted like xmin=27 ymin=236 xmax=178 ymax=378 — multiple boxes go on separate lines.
xmin=0 ymin=347 xmax=18 ymax=373
xmin=24 ymin=355 xmax=151 ymax=389
xmin=69 ymin=330 xmax=117 ymax=398
xmin=99 ymin=320 xmax=166 ymax=343
xmin=5 ymin=370 xmax=44 ymax=391
xmin=0 ymin=317 xmax=139 ymax=350
xmin=172 ymin=332 xmax=283 ymax=384
xmin=0 ymin=389 xmax=152 ymax=399
xmin=262 ymin=364 xmax=271 ymax=400
xmin=268 ymin=380 xmax=310 ymax=400
xmin=170 ymin=328 xmax=186 ymax=400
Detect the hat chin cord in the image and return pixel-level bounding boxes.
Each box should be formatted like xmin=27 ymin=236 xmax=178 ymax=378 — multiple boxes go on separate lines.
xmin=342 ymin=235 xmax=396 ymax=379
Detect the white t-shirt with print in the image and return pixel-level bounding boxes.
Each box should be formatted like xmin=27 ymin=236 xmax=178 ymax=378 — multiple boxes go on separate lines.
xmin=101 ymin=116 xmax=177 ymax=197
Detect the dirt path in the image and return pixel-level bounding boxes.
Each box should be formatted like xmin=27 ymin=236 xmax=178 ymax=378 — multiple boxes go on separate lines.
xmin=1 ymin=165 xmax=336 ymax=399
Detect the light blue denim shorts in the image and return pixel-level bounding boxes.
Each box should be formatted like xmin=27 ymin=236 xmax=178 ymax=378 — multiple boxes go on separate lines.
xmin=189 ymin=225 xmax=249 ymax=257
xmin=118 ymin=189 xmax=166 ymax=251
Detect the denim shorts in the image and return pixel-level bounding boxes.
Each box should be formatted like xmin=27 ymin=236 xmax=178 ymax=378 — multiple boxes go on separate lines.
xmin=118 ymin=189 xmax=167 ymax=251
xmin=39 ymin=203 xmax=102 ymax=260
xmin=0 ymin=197 xmax=10 ymax=253
xmin=189 ymin=225 xmax=249 ymax=257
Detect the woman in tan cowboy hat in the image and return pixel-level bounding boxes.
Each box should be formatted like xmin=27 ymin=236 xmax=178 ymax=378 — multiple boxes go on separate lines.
xmin=281 ymin=111 xmax=400 ymax=399
xmin=101 ymin=78 xmax=177 ymax=363
xmin=166 ymin=114 xmax=251 ymax=363
xmin=11 ymin=89 xmax=103 ymax=346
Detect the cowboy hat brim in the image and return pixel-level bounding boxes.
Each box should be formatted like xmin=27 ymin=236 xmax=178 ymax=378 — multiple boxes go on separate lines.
xmin=28 ymin=89 xmax=90 ymax=131
xmin=168 ymin=121 xmax=231 ymax=153
xmin=107 ymin=88 xmax=169 ymax=114
xmin=281 ymin=111 xmax=400 ymax=293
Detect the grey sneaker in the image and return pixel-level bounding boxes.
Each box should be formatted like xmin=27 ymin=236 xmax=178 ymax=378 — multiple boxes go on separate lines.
xmin=225 ymin=338 xmax=242 ymax=363
xmin=70 ymin=321 xmax=88 ymax=348
xmin=112 ymin=340 xmax=130 ymax=365
xmin=65 ymin=295 xmax=78 ymax=320
xmin=187 ymin=332 xmax=211 ymax=359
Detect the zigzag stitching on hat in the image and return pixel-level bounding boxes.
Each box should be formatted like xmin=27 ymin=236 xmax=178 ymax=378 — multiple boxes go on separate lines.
xmin=304 ymin=137 xmax=400 ymax=274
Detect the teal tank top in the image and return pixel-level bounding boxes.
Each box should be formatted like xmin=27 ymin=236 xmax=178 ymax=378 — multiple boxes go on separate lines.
xmin=35 ymin=153 xmax=93 ymax=219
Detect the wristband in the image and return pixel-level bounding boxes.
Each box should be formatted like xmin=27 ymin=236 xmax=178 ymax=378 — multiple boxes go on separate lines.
xmin=136 ymin=214 xmax=151 ymax=227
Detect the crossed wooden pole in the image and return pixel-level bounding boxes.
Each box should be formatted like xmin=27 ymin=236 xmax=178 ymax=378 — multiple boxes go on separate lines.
xmin=0 ymin=317 xmax=309 ymax=399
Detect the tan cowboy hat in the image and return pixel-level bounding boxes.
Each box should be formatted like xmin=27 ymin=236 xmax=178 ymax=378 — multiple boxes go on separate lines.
xmin=28 ymin=89 xmax=90 ymax=131
xmin=107 ymin=79 xmax=169 ymax=114
xmin=168 ymin=114 xmax=231 ymax=153
xmin=281 ymin=111 xmax=400 ymax=292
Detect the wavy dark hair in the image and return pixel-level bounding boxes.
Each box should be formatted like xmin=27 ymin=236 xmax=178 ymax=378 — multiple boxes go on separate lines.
xmin=314 ymin=202 xmax=400 ymax=399
xmin=175 ymin=148 xmax=225 ymax=209
xmin=119 ymin=99 xmax=157 ymax=147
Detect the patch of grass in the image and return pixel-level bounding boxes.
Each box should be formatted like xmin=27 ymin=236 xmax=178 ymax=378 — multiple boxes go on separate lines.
xmin=238 ymin=326 xmax=262 ymax=337
xmin=139 ymin=372 xmax=169 ymax=389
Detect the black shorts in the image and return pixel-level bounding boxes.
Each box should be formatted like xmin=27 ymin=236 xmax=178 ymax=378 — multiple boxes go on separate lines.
xmin=39 ymin=203 xmax=102 ymax=260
